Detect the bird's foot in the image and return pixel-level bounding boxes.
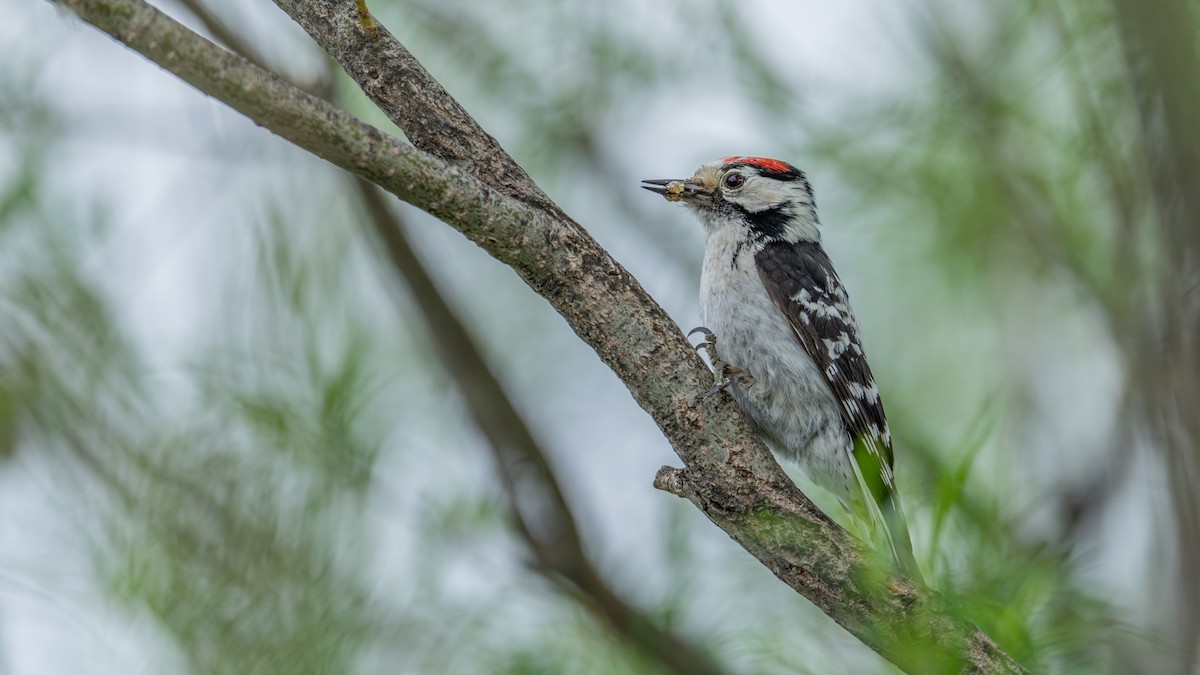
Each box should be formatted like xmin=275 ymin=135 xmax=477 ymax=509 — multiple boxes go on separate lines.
xmin=688 ymin=327 xmax=751 ymax=398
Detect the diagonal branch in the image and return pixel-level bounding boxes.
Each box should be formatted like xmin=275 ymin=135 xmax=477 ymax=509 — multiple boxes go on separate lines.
xmin=50 ymin=0 xmax=1025 ymax=671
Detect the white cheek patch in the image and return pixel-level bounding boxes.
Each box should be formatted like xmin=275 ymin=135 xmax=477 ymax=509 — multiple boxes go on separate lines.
xmin=728 ymin=183 xmax=785 ymax=212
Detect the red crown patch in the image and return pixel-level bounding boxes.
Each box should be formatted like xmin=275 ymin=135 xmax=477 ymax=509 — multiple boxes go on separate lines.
xmin=720 ymin=156 xmax=795 ymax=174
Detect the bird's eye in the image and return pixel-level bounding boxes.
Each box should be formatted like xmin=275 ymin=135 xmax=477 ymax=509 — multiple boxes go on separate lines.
xmin=724 ymin=173 xmax=745 ymax=189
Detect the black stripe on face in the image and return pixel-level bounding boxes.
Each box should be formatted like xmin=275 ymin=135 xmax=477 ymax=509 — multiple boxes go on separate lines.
xmin=735 ymin=204 xmax=792 ymax=241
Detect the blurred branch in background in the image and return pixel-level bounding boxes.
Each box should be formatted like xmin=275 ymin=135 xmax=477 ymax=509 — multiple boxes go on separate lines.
xmin=1110 ymin=1 xmax=1200 ymax=671
xmin=355 ymin=179 xmax=727 ymax=675
xmin=0 ymin=152 xmax=381 ymax=672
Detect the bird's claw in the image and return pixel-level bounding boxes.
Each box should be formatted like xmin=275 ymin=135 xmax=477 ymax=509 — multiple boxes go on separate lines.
xmin=689 ymin=326 xmax=732 ymax=397
xmin=688 ymin=326 xmax=718 ymax=356
xmin=700 ymin=374 xmax=731 ymax=398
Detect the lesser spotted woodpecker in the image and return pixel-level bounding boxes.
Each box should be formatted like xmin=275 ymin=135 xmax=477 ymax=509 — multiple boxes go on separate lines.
xmin=643 ymin=156 xmax=919 ymax=577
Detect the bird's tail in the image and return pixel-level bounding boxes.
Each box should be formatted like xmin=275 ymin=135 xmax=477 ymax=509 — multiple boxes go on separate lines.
xmin=879 ymin=490 xmax=922 ymax=582
xmin=849 ymin=438 xmax=923 ymax=582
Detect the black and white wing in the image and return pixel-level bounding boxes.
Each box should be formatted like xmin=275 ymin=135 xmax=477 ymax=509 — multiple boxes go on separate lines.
xmin=755 ymin=240 xmax=920 ymax=575
xmin=754 ymin=241 xmax=893 ymax=476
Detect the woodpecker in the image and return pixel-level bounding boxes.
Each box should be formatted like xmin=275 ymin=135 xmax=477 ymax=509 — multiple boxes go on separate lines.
xmin=642 ymin=156 xmax=919 ymax=577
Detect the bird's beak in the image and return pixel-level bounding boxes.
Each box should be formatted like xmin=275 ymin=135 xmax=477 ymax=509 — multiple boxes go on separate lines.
xmin=640 ymin=178 xmax=713 ymax=204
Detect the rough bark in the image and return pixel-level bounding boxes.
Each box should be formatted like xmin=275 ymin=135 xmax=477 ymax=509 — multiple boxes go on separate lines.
xmin=50 ymin=0 xmax=1026 ymax=671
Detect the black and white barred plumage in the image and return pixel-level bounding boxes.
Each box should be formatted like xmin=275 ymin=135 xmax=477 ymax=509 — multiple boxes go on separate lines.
xmin=643 ymin=156 xmax=918 ymax=576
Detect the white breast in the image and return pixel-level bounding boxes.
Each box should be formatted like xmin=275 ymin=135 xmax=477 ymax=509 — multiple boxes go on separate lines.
xmin=698 ymin=224 xmax=856 ymax=499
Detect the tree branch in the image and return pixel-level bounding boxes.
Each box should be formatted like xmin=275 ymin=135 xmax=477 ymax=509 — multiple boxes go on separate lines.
xmin=273 ymin=0 xmax=561 ymax=216
xmin=50 ymin=0 xmax=1025 ymax=671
